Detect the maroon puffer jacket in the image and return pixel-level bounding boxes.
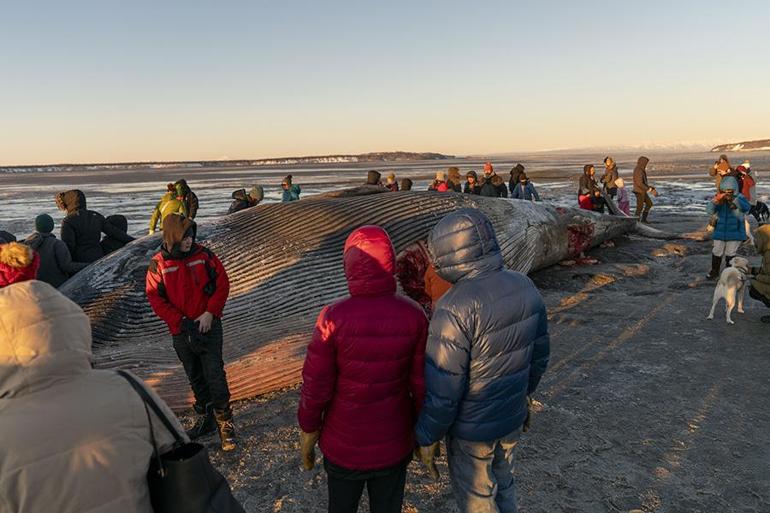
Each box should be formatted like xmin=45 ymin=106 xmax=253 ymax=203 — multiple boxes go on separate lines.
xmin=297 ymin=226 xmax=428 ymax=471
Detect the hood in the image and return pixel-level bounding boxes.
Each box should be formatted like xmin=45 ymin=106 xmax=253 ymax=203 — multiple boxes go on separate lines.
xmin=24 ymin=232 xmax=54 ymax=251
xmin=428 ymin=209 xmax=503 ymax=284
xmin=719 ymin=176 xmax=739 ymax=192
xmin=55 ymin=189 xmax=86 ymax=214
xmin=161 ymin=214 xmax=196 ymax=258
xmin=511 ymin=164 xmax=525 ymax=176
xmin=447 ymin=167 xmax=462 ymax=183
xmin=232 ymin=189 xmax=247 ymax=201
xmin=174 ymin=179 xmax=191 ymax=195
xmin=756 ymin=225 xmax=770 ymax=253
xmin=366 ymin=170 xmax=382 ymax=185
xmin=104 ymin=214 xmax=128 ymax=233
xmin=0 ymin=280 xmax=92 ymax=399
xmin=343 ymin=226 xmax=396 ymax=297
xmin=635 ymin=156 xmax=649 ymax=171
xmin=0 ymin=242 xmax=40 ymax=288
xmin=400 ymin=178 xmax=413 ymax=190
xmin=466 ymin=170 xmax=478 ymax=180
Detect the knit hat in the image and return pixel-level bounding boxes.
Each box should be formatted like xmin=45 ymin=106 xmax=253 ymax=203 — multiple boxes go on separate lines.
xmin=719 ymin=176 xmax=739 ymax=192
xmin=484 ymin=162 xmax=493 ymax=173
xmin=35 ymin=214 xmax=55 ymax=234
xmin=466 ymin=170 xmax=478 ymax=180
xmin=0 ymin=242 xmax=40 ymax=288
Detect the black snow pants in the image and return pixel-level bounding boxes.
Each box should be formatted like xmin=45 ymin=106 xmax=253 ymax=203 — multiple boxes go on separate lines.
xmin=324 ymin=456 xmax=410 ymax=513
xmin=172 ymin=317 xmax=231 ymax=415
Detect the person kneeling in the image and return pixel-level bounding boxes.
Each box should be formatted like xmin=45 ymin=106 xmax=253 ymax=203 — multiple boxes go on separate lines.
xmin=145 ymin=214 xmax=237 ymax=451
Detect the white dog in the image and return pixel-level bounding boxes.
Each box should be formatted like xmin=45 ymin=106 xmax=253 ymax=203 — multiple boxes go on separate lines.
xmin=707 ymin=256 xmax=751 ymax=324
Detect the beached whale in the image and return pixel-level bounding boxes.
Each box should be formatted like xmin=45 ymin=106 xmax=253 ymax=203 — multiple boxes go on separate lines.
xmin=61 ymin=189 xmax=643 ymax=410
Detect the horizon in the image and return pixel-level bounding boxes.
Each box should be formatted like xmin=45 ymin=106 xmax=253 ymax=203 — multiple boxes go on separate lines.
xmin=1 ymin=1 xmax=769 ymax=166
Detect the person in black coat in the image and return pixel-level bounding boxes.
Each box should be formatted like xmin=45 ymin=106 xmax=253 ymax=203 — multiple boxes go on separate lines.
xmin=463 ymin=171 xmax=481 ymax=195
xmin=55 ymin=190 xmax=134 ymax=264
xmin=24 ymin=214 xmax=86 ymax=287
xmin=479 ymin=163 xmax=508 ymax=198
xmin=100 ymin=215 xmax=132 ymax=255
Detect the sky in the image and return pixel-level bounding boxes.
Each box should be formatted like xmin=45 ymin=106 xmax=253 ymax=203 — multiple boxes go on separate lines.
xmin=1 ymin=0 xmax=769 ymax=165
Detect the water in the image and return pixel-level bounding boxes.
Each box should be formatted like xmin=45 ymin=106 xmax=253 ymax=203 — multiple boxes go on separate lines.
xmin=2 ymin=150 xmax=769 ymax=239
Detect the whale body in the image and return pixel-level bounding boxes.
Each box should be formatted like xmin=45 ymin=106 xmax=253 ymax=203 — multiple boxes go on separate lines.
xmin=61 ymin=189 xmax=638 ymax=410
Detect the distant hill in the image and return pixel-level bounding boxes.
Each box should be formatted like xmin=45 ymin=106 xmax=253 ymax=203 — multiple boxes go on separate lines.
xmin=711 ymin=139 xmax=770 ymax=153
xmin=0 ymin=151 xmax=454 ymax=174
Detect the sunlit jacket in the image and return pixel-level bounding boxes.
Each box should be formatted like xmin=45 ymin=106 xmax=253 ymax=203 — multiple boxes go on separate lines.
xmin=415 ymin=209 xmax=550 ymax=445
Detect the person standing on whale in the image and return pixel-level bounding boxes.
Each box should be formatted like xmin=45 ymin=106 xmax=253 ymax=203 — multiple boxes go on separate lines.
xmin=145 ymin=213 xmax=236 ymax=451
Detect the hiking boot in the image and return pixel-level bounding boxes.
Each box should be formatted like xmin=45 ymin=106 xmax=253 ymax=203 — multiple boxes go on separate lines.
xmin=186 ymin=404 xmax=217 ymax=440
xmin=706 ymin=254 xmax=722 ymax=280
xmin=215 ymin=408 xmax=237 ymax=451
xmin=216 ymin=419 xmax=237 ymax=451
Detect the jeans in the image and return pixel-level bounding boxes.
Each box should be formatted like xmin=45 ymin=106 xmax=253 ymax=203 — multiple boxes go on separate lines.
xmin=324 ymin=456 xmax=409 ymax=513
xmin=447 ymin=428 xmax=521 ymax=513
xmin=172 ymin=317 xmax=231 ymax=414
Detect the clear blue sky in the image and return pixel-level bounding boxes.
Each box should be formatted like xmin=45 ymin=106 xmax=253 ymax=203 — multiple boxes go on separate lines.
xmin=1 ymin=0 xmax=769 ymax=165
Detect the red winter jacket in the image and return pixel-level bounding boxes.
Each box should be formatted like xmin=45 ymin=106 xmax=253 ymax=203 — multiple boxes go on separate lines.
xmin=146 ymin=244 xmax=229 ymax=335
xmin=297 ymin=226 xmax=428 ymax=471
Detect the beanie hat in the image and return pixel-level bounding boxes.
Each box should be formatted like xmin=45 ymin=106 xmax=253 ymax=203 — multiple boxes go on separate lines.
xmin=0 ymin=242 xmax=40 ymax=287
xmin=35 ymin=214 xmax=55 ymax=234
xmin=484 ymin=162 xmax=493 ymax=173
xmin=719 ymin=176 xmax=739 ymax=192
xmin=466 ymin=170 xmax=478 ymax=179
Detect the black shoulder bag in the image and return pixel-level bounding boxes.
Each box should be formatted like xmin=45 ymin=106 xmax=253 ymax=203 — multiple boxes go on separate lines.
xmin=117 ymin=371 xmax=245 ymax=513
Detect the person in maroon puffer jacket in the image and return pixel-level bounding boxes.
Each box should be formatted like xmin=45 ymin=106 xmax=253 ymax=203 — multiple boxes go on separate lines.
xmin=297 ymin=225 xmax=428 ymax=513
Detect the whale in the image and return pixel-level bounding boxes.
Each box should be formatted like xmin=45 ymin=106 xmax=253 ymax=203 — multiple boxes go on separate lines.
xmin=61 ymin=189 xmax=644 ymax=410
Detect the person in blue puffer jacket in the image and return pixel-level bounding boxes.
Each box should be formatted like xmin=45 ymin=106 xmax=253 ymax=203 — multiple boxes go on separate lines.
xmin=414 ymin=208 xmax=550 ymax=513
xmin=706 ymin=176 xmax=751 ymax=279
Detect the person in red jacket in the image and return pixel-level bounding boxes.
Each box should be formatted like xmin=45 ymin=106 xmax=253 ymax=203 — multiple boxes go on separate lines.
xmin=145 ymin=214 xmax=236 ymax=451
xmin=297 ymin=225 xmax=428 ymax=513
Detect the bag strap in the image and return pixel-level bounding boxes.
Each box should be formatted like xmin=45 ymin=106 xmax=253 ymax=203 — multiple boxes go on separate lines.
xmin=117 ymin=370 xmax=186 ymax=446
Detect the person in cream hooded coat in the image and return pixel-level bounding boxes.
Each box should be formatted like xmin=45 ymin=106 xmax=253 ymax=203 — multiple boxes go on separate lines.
xmin=0 ymin=271 xmax=186 ymax=513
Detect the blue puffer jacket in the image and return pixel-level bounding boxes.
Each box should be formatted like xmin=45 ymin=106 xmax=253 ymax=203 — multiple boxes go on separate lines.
xmin=707 ymin=176 xmax=750 ymax=241
xmin=415 ymin=209 xmax=550 ymax=445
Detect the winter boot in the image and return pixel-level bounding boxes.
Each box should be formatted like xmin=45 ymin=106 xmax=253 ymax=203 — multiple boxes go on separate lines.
xmin=725 ymin=255 xmax=734 ymax=268
xmin=186 ymin=403 xmax=217 ymax=440
xmin=707 ymin=254 xmax=722 ymax=279
xmin=215 ymin=409 xmax=237 ymax=452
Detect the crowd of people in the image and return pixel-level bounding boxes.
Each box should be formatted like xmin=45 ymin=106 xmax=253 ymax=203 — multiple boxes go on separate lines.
xmin=0 ymin=207 xmax=550 ymax=513
xmin=3 ymin=155 xmax=770 ymax=511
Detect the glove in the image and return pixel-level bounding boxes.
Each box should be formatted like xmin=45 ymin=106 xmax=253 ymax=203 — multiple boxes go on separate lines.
xmin=523 ymin=396 xmax=533 ymax=433
xmin=417 ymin=442 xmax=440 ymax=481
xmin=300 ymin=430 xmax=320 ymax=470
